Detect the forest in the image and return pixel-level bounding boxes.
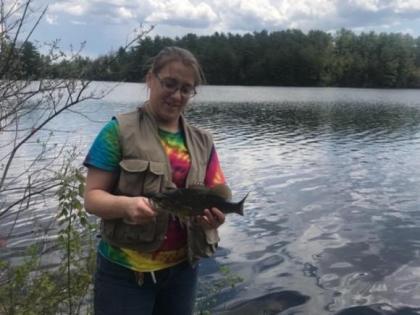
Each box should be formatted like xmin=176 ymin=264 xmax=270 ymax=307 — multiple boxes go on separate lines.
xmin=4 ymin=28 xmax=420 ymax=88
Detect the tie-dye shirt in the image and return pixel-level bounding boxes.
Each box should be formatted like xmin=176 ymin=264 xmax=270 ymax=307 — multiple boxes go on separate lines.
xmin=84 ymin=118 xmax=226 ymax=272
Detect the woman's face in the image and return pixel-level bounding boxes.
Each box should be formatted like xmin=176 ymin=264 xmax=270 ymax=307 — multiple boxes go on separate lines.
xmin=147 ymin=61 xmax=196 ymax=127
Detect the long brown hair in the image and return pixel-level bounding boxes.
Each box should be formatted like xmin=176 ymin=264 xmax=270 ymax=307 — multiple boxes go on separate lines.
xmin=146 ymin=46 xmax=206 ymax=86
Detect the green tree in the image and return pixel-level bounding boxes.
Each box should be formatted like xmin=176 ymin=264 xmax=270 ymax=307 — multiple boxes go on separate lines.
xmin=13 ymin=27 xmax=420 ymax=88
xmin=19 ymin=41 xmax=41 ymax=78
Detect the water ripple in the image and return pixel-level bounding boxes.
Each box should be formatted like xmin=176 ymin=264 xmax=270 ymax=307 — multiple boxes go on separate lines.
xmin=4 ymin=86 xmax=420 ymax=314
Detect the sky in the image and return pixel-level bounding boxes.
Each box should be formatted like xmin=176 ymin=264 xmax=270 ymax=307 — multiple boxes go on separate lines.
xmin=27 ymin=0 xmax=420 ymax=57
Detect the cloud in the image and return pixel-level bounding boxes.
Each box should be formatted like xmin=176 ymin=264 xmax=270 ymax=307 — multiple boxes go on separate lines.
xmin=146 ymin=0 xmax=218 ymax=28
xmin=347 ymin=0 xmax=382 ymax=12
xmin=117 ymin=7 xmax=135 ymax=19
xmin=47 ymin=0 xmax=148 ymax=24
xmin=44 ymin=0 xmax=420 ymax=32
xmin=217 ymin=0 xmax=287 ymax=30
xmin=331 ymin=0 xmax=420 ymax=33
xmin=215 ymin=0 xmax=337 ymax=31
xmin=38 ymin=0 xmax=420 ymax=58
xmin=70 ymin=20 xmax=87 ymax=25
xmin=49 ymin=1 xmax=87 ymax=16
xmin=45 ymin=14 xmax=58 ymax=25
xmin=393 ymin=0 xmax=420 ymax=13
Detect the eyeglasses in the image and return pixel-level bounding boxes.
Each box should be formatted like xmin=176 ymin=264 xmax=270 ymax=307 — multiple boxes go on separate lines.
xmin=155 ymin=74 xmax=197 ymax=98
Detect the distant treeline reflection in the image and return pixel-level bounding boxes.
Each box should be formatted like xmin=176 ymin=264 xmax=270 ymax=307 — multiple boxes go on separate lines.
xmin=9 ymin=29 xmax=420 ymax=88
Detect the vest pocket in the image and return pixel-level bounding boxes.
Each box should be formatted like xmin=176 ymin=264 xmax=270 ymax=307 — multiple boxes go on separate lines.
xmin=145 ymin=161 xmax=165 ymax=193
xmin=189 ymin=223 xmax=220 ymax=259
xmin=102 ymin=219 xmax=157 ymax=246
xmin=114 ymin=220 xmax=156 ymax=243
xmin=118 ymin=159 xmax=165 ymax=196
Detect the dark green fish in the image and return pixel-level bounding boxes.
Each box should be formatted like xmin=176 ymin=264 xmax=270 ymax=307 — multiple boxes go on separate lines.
xmin=146 ymin=184 xmax=248 ymax=217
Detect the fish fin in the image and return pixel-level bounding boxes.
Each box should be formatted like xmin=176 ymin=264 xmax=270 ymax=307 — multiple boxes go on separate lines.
xmin=234 ymin=192 xmax=249 ymax=216
xmin=186 ymin=183 xmax=231 ymax=200
xmin=210 ymin=184 xmax=232 ymax=200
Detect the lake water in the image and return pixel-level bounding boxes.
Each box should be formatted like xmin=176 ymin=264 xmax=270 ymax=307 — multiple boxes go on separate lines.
xmin=2 ymin=82 xmax=420 ymax=314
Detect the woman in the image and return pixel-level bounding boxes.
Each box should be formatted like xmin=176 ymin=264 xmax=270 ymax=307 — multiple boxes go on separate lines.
xmin=83 ymin=46 xmax=228 ymax=315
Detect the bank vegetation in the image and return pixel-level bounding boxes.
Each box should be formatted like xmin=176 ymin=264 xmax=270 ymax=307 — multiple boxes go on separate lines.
xmin=6 ymin=29 xmax=420 ymax=88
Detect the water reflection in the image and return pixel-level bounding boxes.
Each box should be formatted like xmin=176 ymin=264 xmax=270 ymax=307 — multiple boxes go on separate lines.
xmin=185 ymin=99 xmax=420 ymax=314
xmin=334 ymin=304 xmax=420 ymax=315
xmin=3 ymin=85 xmax=420 ymax=314
xmin=212 ymin=290 xmax=309 ymax=315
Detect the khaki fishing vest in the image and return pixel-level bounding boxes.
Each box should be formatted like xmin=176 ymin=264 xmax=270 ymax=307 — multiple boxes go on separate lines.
xmin=100 ymin=105 xmax=220 ymax=264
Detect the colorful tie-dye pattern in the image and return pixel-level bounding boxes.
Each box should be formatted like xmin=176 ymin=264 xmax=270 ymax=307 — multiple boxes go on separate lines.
xmin=84 ymin=119 xmax=226 ymax=272
xmin=205 ymin=146 xmax=226 ymax=188
xmin=158 ymin=128 xmax=191 ymax=188
xmin=84 ymin=119 xmax=121 ymax=172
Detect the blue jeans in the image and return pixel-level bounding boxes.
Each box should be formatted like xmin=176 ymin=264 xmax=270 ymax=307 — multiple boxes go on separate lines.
xmin=94 ymin=253 xmax=199 ymax=315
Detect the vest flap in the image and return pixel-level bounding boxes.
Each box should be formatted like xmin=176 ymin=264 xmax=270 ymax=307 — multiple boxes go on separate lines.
xmin=149 ymin=161 xmax=165 ymax=175
xmin=119 ymin=159 xmax=149 ymax=172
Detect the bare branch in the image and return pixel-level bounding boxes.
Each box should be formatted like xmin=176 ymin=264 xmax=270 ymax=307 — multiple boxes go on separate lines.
xmin=0 ymin=182 xmax=60 ymax=219
xmin=0 ymin=1 xmax=153 ymax=232
xmin=0 ymin=81 xmax=92 ymax=190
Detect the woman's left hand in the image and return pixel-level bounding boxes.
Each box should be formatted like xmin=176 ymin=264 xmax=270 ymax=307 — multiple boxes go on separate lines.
xmin=198 ymin=208 xmax=225 ymax=230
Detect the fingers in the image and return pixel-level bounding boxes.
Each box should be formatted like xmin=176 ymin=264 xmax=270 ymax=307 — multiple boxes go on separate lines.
xmin=199 ymin=210 xmax=212 ymax=227
xmin=140 ymin=198 xmax=156 ymax=217
xmin=199 ymin=208 xmax=225 ymax=229
xmin=211 ymin=208 xmax=225 ymax=224
xmin=124 ymin=197 xmax=156 ymax=225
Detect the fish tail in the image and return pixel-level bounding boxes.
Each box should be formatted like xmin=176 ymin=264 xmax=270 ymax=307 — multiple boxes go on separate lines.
xmin=234 ymin=192 xmax=249 ymax=216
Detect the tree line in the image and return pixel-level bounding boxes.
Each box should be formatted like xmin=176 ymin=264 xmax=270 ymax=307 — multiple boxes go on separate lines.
xmin=5 ymin=29 xmax=420 ymax=88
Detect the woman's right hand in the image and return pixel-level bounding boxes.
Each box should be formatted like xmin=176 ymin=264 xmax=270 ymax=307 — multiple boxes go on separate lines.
xmin=123 ymin=196 xmax=156 ymax=225
xmin=84 ymin=168 xmax=157 ymax=223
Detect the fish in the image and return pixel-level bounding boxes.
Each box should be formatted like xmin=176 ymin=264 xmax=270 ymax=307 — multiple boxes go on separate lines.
xmin=145 ymin=184 xmax=248 ymax=217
